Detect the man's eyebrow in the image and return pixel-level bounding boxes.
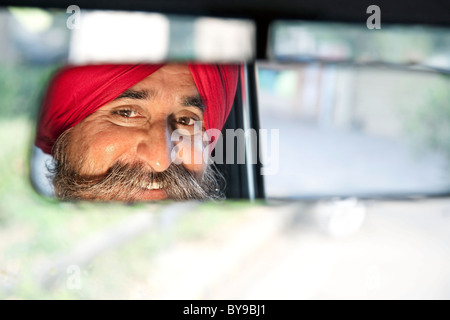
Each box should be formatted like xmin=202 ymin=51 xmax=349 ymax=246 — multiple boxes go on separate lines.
xmin=183 ymin=95 xmax=205 ymax=112
xmin=115 ymin=89 xmax=151 ymax=100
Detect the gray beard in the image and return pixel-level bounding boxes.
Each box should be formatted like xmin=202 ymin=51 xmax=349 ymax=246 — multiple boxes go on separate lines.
xmin=49 ymin=129 xmax=225 ymax=202
xmin=50 ymin=160 xmax=225 ymax=202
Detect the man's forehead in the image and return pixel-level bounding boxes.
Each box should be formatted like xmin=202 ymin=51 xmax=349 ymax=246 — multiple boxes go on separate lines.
xmin=115 ymin=88 xmax=205 ymax=110
xmin=115 ymin=64 xmax=201 ymax=103
xmin=137 ymin=63 xmax=194 ymax=84
xmin=158 ymin=63 xmax=192 ymax=74
xmin=115 ymin=88 xmax=150 ymax=100
xmin=124 ymin=64 xmax=197 ymax=94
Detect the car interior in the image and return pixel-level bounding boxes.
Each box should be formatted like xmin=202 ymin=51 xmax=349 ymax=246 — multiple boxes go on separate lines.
xmin=1 ymin=0 xmax=450 ymax=300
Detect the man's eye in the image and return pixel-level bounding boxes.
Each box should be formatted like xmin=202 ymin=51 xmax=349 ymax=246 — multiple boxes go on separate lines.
xmin=114 ymin=109 xmax=140 ymax=118
xmin=177 ymin=117 xmax=195 ymax=126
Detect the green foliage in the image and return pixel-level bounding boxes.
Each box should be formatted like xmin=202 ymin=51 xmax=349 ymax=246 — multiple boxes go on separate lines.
xmin=0 ymin=63 xmax=59 ymax=120
xmin=405 ymin=75 xmax=450 ymax=160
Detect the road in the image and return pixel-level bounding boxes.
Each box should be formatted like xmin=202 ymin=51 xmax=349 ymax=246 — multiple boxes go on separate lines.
xmin=259 ymin=111 xmax=450 ymax=198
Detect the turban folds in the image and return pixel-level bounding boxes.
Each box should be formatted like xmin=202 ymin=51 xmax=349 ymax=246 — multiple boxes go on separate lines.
xmin=35 ymin=63 xmax=240 ymax=155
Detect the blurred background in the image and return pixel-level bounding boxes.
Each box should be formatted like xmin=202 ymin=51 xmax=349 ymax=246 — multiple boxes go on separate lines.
xmin=1 ymin=7 xmax=450 ymax=299
xmin=259 ymin=22 xmax=450 ymax=198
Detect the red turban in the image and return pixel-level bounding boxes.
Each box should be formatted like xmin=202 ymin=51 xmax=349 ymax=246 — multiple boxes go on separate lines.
xmin=35 ymin=63 xmax=240 ymax=155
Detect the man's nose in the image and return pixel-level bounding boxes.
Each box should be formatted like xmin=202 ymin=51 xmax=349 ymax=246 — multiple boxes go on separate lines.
xmin=136 ymin=122 xmax=174 ymax=172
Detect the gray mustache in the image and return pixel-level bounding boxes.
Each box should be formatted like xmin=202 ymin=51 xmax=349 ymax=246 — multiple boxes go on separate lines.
xmin=52 ymin=160 xmax=225 ymax=202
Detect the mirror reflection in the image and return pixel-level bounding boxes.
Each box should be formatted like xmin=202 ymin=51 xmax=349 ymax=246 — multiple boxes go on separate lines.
xmin=33 ymin=63 xmax=241 ymax=201
xmin=3 ymin=6 xmax=450 ymax=202
xmin=258 ymin=62 xmax=450 ymax=198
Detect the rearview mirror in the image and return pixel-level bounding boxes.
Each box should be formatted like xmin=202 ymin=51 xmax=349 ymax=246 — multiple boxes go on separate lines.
xmin=3 ymin=6 xmax=450 ymax=202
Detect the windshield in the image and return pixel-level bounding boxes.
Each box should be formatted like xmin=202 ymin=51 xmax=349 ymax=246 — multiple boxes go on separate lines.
xmin=259 ymin=21 xmax=450 ymax=199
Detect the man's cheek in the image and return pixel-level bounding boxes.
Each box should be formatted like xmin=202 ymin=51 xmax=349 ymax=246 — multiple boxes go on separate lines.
xmin=190 ymin=133 xmax=206 ymax=166
xmin=81 ymin=135 xmax=130 ymax=175
xmin=170 ymin=132 xmax=205 ymax=169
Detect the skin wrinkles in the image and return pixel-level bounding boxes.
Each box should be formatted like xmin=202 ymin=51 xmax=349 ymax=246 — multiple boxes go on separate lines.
xmin=116 ymin=88 xmax=205 ymax=110
xmin=54 ymin=64 xmax=216 ymax=201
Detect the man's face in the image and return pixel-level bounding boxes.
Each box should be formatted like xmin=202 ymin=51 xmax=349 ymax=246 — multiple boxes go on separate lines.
xmin=52 ymin=64 xmax=223 ymax=201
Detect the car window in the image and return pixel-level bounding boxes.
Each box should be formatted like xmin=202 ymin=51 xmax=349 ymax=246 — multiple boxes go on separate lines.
xmin=0 ymin=7 xmax=255 ymax=201
xmin=258 ymin=22 xmax=450 ymax=199
xmin=3 ymin=5 xmax=450 ymax=301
